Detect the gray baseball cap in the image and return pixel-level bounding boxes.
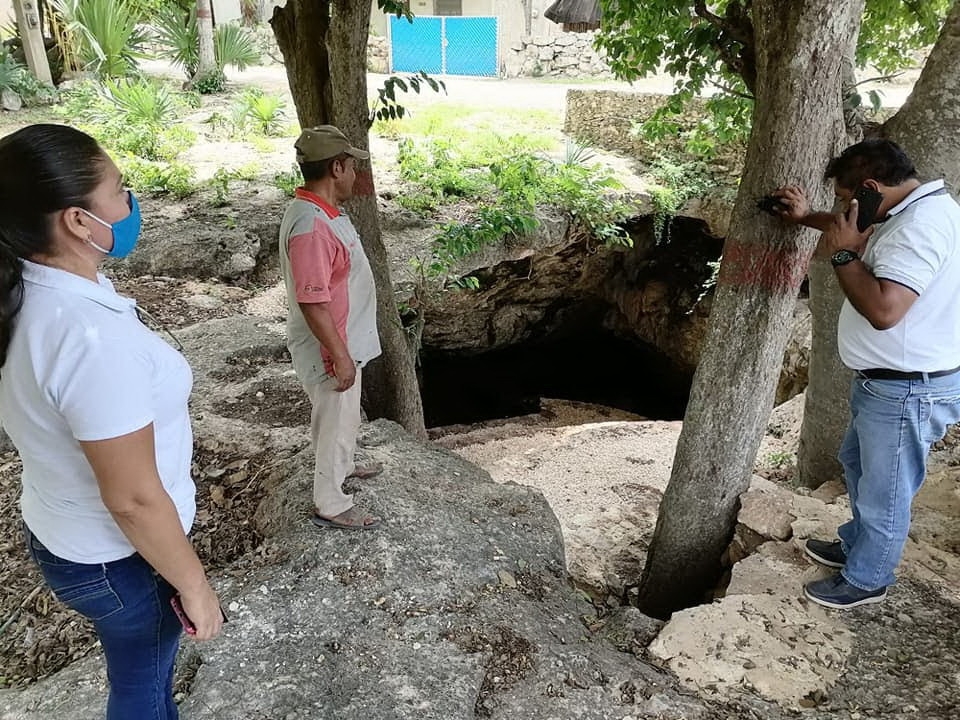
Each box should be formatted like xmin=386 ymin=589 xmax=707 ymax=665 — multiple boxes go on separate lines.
xmin=295 ymin=125 xmax=370 ymax=162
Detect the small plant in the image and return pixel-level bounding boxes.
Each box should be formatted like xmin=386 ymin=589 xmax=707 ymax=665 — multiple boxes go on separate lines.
xmin=209 ymin=167 xmax=241 ymax=207
xmin=766 ymin=451 xmax=795 ymax=469
xmin=273 ymin=164 xmax=301 ymax=197
xmin=230 ymin=89 xmax=286 ymax=136
xmin=647 ymin=155 xmax=712 ymax=242
xmin=102 ymin=78 xmax=175 ymax=125
xmin=119 ymin=156 xmax=196 ymax=198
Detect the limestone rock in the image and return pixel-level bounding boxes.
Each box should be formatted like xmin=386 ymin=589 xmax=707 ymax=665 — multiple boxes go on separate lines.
xmin=1 ymin=89 xmax=22 ymax=112
xmin=648 ymin=594 xmax=853 ymax=709
xmin=737 ymin=489 xmax=796 ymax=541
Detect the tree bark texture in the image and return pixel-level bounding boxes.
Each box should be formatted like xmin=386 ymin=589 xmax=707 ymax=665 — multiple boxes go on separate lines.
xmin=798 ymin=259 xmax=853 ymax=487
xmin=196 ymin=0 xmax=218 ymax=77
xmin=269 ymin=0 xmax=334 ymax=127
xmin=883 ymin=0 xmax=960 ymax=193
xmin=636 ymin=0 xmax=861 ymax=619
xmin=328 ymin=0 xmax=427 ymax=438
xmin=795 ymin=8 xmax=865 ymax=490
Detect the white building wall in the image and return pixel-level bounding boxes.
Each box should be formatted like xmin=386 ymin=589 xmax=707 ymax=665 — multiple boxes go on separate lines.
xmin=212 ymin=0 xmax=242 ymax=24
xmin=0 ymin=0 xmax=14 ymax=26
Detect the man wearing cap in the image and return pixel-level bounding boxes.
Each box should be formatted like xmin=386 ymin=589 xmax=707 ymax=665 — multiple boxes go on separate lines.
xmin=279 ymin=125 xmax=383 ymax=530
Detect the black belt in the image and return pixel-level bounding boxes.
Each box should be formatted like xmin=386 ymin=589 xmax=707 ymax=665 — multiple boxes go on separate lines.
xmin=857 ymin=365 xmax=960 ymax=381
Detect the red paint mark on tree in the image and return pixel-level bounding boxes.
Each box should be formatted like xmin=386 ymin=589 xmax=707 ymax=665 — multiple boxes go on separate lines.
xmin=353 ymin=169 xmax=375 ymax=198
xmin=719 ymin=240 xmax=810 ymax=293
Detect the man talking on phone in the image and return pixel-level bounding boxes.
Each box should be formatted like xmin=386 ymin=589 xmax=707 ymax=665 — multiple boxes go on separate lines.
xmin=774 ymin=139 xmax=960 ymax=609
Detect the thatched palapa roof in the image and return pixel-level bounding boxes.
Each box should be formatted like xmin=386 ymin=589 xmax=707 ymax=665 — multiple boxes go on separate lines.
xmin=544 ymin=0 xmax=601 ymax=32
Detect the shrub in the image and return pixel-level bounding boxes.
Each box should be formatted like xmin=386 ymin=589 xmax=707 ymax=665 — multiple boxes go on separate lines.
xmin=231 ymin=89 xmax=286 ymax=136
xmin=153 ymin=6 xmax=259 ymax=82
xmin=51 ymin=0 xmax=149 ymax=77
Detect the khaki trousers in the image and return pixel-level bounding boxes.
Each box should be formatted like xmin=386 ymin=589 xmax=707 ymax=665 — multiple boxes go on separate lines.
xmin=302 ymin=370 xmax=361 ymax=517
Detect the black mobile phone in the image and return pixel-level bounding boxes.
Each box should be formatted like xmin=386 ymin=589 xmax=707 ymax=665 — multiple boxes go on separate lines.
xmin=851 ymin=185 xmax=883 ymax=233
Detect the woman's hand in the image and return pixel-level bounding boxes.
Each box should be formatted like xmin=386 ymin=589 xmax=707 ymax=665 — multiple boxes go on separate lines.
xmin=180 ymin=582 xmax=224 ymax=640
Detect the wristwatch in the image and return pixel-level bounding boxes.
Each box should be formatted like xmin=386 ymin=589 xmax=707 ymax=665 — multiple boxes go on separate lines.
xmin=831 ymin=249 xmax=859 ymax=268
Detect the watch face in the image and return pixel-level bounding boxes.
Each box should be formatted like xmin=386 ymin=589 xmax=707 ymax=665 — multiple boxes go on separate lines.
xmin=831 ymin=249 xmax=858 ymax=267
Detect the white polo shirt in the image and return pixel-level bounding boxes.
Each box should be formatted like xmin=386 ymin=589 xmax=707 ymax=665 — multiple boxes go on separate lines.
xmin=0 ymin=261 xmax=195 ymax=563
xmin=838 ymin=180 xmax=960 ymax=372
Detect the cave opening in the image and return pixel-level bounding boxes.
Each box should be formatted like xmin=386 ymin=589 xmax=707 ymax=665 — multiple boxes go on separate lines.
xmin=419 ymin=309 xmax=693 ymax=428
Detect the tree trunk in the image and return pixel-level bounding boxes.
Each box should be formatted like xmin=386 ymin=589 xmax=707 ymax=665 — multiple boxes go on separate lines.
xmin=328 ymin=0 xmax=427 ymax=439
xmin=270 ymin=1 xmax=334 ymax=126
xmin=883 ymin=0 xmax=960 ymax=193
xmin=797 ymin=259 xmax=853 ymax=487
xmin=636 ymin=0 xmax=862 ymax=620
xmin=795 ymin=12 xmax=864 ymax=490
xmin=196 ymin=0 xmax=218 ymax=78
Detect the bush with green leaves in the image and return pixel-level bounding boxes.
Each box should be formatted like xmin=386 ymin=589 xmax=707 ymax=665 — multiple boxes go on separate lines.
xmin=273 ymin=165 xmax=301 ymax=197
xmin=54 ymin=80 xmax=198 ymax=197
xmin=231 ymin=88 xmax=287 ymax=136
xmin=153 ymin=6 xmax=259 ymax=88
xmin=0 ymin=44 xmax=57 ymax=105
xmin=645 ymin=156 xmax=713 ymax=241
xmin=51 ymin=0 xmax=149 ymax=77
xmin=397 ymin=135 xmax=631 ymax=284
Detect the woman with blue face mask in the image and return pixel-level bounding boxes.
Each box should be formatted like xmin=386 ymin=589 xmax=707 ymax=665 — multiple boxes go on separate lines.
xmin=0 ymin=124 xmax=223 ymax=719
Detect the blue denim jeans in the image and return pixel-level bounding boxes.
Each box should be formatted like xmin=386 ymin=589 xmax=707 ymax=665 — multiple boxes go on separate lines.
xmin=24 ymin=526 xmax=182 ymax=720
xmin=838 ymin=373 xmax=960 ymax=591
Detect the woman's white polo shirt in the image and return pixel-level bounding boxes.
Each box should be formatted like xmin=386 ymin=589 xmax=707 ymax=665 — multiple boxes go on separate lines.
xmin=0 ymin=261 xmax=195 ymax=563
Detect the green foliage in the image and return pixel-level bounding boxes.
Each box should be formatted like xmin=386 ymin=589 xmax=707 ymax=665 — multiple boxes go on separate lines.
xmin=193 ymin=71 xmax=226 ymax=95
xmin=396 ymin=134 xmax=631 ymax=284
xmin=153 ymin=7 xmax=260 ymax=81
xmin=51 ymin=0 xmax=149 ymax=77
xmin=119 ymin=156 xmax=196 ymax=197
xmin=595 ymin=0 xmax=951 ymax=147
xmin=273 ymin=164 xmax=301 ymax=197
xmin=102 ymin=78 xmax=176 ymax=124
xmin=215 ymin=23 xmax=260 ymax=72
xmin=54 ymin=80 xmax=197 ymax=198
xmin=646 ymin=156 xmax=713 ymax=241
xmin=0 ymin=47 xmax=56 ymax=105
xmin=858 ymin=0 xmax=952 ymax=73
xmin=231 ymin=89 xmax=287 ymax=136
xmin=371 ymin=71 xmax=446 ymax=123
xmin=208 ymin=167 xmax=243 ymax=207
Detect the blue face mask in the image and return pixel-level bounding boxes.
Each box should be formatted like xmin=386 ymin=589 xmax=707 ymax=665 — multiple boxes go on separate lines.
xmin=82 ymin=191 xmax=142 ymax=259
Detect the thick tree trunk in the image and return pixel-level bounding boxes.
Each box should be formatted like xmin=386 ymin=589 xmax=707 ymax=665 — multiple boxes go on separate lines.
xmin=883 ymin=0 xmax=960 ymax=193
xmin=269 ymin=0 xmax=334 ymax=127
xmin=795 ymin=13 xmax=864 ymax=489
xmin=636 ymin=0 xmax=861 ymax=619
xmin=797 ymin=259 xmax=853 ymax=487
xmin=327 ymin=0 xmax=427 ymax=438
xmin=196 ymin=0 xmax=218 ymax=78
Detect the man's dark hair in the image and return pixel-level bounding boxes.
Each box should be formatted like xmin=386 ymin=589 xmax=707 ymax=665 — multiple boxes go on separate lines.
xmin=824 ymin=139 xmax=918 ymax=190
xmin=299 ymin=153 xmax=350 ymax=182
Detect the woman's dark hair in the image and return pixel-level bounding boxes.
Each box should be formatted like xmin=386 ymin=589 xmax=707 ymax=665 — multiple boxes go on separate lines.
xmin=299 ymin=152 xmax=350 ymax=183
xmin=0 ymin=124 xmax=106 ymax=368
xmin=824 ymin=138 xmax=918 ymax=190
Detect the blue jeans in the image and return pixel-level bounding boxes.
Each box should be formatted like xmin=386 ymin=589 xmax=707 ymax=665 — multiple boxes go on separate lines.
xmin=24 ymin=526 xmax=182 ymax=720
xmin=838 ymin=373 xmax=960 ymax=591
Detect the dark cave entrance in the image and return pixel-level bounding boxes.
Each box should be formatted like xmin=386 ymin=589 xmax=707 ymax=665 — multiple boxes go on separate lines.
xmin=419 ymin=319 xmax=693 ymax=429
xmin=416 ymin=216 xmax=724 ymax=429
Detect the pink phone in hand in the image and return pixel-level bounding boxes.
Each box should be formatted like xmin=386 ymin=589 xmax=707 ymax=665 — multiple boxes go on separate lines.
xmin=170 ymin=594 xmax=197 ymax=635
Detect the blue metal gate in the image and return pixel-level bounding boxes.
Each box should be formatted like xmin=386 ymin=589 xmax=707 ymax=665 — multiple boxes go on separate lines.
xmin=389 ymin=16 xmax=498 ymax=77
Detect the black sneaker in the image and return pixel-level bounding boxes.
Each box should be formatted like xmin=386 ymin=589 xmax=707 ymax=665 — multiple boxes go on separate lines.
xmin=804 ymin=538 xmax=847 ymax=568
xmin=803 ymin=575 xmax=887 ymax=609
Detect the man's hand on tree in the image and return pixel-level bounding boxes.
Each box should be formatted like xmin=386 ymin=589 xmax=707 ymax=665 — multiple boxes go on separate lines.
xmin=772 ymin=185 xmax=811 ymax=224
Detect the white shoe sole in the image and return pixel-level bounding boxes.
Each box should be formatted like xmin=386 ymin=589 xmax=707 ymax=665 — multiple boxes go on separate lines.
xmin=803 ymin=544 xmax=846 ymax=569
xmin=803 ymin=586 xmax=887 ymax=609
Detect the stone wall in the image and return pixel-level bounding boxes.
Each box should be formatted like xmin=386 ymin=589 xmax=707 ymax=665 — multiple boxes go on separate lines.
xmin=564 ymin=89 xmax=712 ymax=157
xmin=506 ymin=30 xmax=612 ymax=79
xmin=368 ymin=34 xmax=389 ymax=74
